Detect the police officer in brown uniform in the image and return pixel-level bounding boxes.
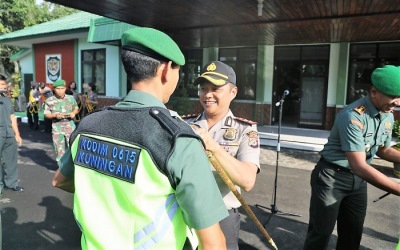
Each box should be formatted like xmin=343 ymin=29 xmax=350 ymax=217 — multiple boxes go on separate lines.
xmin=183 ymin=61 xmax=260 ymax=250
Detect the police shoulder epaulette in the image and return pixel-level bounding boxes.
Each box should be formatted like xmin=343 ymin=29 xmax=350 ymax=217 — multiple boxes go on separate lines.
xmin=234 ymin=117 xmax=257 ymax=125
xmin=354 ymin=105 xmax=367 ymax=115
xmin=181 ymin=113 xmax=200 ymax=119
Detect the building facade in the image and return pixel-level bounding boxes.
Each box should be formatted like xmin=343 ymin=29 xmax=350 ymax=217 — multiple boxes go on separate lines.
xmin=2 ymin=12 xmax=400 ymax=130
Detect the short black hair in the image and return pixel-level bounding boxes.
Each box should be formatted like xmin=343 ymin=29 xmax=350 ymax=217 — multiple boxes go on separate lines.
xmin=88 ymin=82 xmax=96 ymax=91
xmin=0 ymin=73 xmax=7 ymax=81
xmin=121 ymin=49 xmax=179 ymax=84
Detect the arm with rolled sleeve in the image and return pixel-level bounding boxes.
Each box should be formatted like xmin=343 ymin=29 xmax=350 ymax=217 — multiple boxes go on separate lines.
xmin=168 ymin=137 xmax=228 ymax=249
xmin=339 ymin=112 xmax=400 ymax=196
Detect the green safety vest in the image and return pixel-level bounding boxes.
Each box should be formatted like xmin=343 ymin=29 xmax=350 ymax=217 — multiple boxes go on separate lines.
xmin=70 ymin=107 xmax=202 ymax=250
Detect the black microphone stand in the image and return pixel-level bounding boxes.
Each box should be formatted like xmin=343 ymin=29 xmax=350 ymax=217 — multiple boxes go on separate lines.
xmin=256 ymin=90 xmax=301 ymax=222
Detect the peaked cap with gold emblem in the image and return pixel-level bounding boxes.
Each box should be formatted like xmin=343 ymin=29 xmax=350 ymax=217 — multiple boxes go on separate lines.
xmin=194 ymin=61 xmax=236 ymax=86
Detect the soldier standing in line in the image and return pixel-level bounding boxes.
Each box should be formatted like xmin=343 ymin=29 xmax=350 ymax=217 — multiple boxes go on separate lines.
xmin=44 ymin=79 xmax=78 ymax=164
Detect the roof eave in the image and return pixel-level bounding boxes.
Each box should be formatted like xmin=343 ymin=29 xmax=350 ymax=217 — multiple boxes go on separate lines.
xmin=0 ymin=28 xmax=89 ymax=48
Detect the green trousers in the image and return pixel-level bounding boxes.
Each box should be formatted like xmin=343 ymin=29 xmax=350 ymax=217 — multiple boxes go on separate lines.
xmin=0 ymin=136 xmax=19 ymax=190
xmin=304 ymin=160 xmax=367 ymax=250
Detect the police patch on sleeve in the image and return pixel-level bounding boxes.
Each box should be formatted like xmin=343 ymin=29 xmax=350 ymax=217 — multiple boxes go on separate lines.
xmin=247 ymin=131 xmax=259 ymax=148
xmin=74 ymin=135 xmax=141 ymax=183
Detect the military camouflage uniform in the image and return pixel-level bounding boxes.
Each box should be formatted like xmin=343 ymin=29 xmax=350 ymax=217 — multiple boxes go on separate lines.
xmin=44 ymin=95 xmax=78 ymax=163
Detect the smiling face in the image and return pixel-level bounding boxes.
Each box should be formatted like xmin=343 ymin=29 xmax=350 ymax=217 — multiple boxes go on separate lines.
xmin=370 ymin=86 xmax=400 ymax=113
xmin=198 ymin=81 xmax=237 ymax=118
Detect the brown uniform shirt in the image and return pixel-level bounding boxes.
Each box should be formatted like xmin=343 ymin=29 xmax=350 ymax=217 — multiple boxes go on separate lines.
xmin=183 ymin=110 xmax=260 ymax=209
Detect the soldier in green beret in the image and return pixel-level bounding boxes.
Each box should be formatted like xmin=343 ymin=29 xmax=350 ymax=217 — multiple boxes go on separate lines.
xmin=304 ymin=65 xmax=400 ymax=249
xmin=52 ymin=27 xmax=228 ymax=249
xmin=44 ymin=79 xmax=79 ymax=164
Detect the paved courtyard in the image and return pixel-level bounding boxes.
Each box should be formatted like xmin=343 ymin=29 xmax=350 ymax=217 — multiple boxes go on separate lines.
xmin=1 ymin=123 xmax=398 ymax=249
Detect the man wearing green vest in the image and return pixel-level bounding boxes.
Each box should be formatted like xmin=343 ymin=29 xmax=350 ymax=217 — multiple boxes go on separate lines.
xmin=52 ymin=27 xmax=228 ymax=249
xmin=303 ymin=65 xmax=400 ymax=249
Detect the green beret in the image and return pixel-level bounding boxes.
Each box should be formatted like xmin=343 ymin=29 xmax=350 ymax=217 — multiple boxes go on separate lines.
xmin=371 ymin=65 xmax=400 ymax=96
xmin=53 ymin=79 xmax=66 ymax=88
xmin=121 ymin=27 xmax=185 ymax=66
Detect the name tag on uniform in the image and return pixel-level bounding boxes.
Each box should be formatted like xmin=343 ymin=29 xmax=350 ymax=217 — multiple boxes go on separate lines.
xmin=74 ymin=135 xmax=141 ymax=183
xmin=218 ymin=141 xmax=239 ymax=146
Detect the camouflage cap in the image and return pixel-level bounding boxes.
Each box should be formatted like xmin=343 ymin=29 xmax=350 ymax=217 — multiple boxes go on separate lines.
xmin=371 ymin=65 xmax=400 ymax=96
xmin=121 ymin=27 xmax=185 ymax=66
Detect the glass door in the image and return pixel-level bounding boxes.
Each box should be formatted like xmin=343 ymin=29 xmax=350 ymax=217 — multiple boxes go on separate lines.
xmin=272 ymin=61 xmax=301 ymax=126
xmin=298 ymin=63 xmax=328 ymax=128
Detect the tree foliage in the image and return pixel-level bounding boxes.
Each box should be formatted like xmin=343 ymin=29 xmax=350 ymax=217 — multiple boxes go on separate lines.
xmin=0 ymin=0 xmax=78 ymax=77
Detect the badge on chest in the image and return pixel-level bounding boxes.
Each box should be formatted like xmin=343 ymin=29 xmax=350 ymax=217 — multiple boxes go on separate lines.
xmin=223 ymin=128 xmax=237 ymax=141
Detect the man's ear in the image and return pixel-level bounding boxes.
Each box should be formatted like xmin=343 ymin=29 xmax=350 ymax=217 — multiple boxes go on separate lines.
xmin=231 ymin=85 xmax=238 ymax=99
xmin=370 ymin=86 xmax=378 ymax=97
xmin=160 ymin=61 xmax=173 ymax=84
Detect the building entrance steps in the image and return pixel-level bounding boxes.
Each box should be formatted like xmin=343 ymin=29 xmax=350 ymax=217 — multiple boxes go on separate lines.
xmin=258 ymin=126 xmax=330 ymax=152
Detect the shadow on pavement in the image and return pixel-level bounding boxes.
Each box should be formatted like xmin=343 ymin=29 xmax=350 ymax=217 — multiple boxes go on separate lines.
xmin=2 ymin=196 xmax=81 ymax=250
xmin=18 ymin=146 xmax=58 ymax=171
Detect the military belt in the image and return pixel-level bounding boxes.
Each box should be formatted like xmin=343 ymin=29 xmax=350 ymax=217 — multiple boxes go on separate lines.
xmin=54 ymin=118 xmax=72 ymax=122
xmin=320 ymin=157 xmax=353 ymax=173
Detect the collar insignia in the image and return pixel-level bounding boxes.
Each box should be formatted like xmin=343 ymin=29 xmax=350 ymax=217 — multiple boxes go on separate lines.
xmin=224 ymin=116 xmax=233 ymax=127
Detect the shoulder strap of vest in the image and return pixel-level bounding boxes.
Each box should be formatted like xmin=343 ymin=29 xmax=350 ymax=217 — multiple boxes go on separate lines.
xmin=149 ymin=108 xmax=205 ymax=148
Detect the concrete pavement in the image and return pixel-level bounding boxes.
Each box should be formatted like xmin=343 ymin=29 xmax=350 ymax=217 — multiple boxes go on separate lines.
xmin=1 ymin=123 xmax=399 ymax=249
xmin=243 ymin=146 xmax=398 ymax=250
